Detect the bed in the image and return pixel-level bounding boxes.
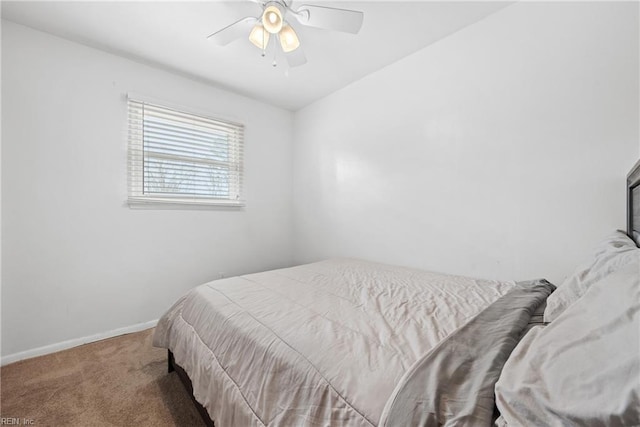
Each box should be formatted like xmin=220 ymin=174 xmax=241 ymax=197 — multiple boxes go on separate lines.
xmin=153 ymin=159 xmax=640 ymax=426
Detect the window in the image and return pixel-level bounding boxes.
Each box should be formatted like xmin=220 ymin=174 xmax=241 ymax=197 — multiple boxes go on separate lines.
xmin=127 ymin=96 xmax=244 ymax=207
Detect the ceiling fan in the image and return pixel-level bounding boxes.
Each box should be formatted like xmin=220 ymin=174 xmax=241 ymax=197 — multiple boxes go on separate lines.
xmin=207 ymin=1 xmax=364 ymax=68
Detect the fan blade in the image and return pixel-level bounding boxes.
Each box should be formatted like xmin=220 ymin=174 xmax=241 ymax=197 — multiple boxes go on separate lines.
xmin=207 ymin=17 xmax=258 ymax=46
xmin=293 ymin=4 xmax=363 ymax=34
xmin=285 ymin=46 xmax=307 ymax=67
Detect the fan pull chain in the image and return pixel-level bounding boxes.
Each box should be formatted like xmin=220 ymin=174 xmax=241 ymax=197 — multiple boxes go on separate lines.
xmin=272 ymin=40 xmax=277 ymax=67
xmin=261 ymin=29 xmax=266 ymax=57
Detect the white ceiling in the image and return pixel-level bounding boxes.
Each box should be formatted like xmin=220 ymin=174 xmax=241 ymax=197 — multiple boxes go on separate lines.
xmin=1 ymin=1 xmax=511 ymax=110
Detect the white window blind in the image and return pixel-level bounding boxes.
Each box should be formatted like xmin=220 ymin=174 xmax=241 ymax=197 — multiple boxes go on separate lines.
xmin=127 ymin=97 xmax=244 ymax=207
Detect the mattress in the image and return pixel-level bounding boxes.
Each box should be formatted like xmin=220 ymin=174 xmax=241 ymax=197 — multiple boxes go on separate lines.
xmin=153 ymin=258 xmax=552 ymax=426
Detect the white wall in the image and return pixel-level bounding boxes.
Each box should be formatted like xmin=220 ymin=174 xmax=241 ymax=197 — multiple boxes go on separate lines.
xmin=3 ymin=2 xmax=639 ymax=360
xmin=1 ymin=21 xmax=294 ymax=357
xmin=293 ymin=2 xmax=639 ymax=284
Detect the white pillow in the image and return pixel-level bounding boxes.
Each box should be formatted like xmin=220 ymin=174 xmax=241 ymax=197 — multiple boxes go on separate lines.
xmin=544 ymin=230 xmax=638 ymax=322
xmin=495 ymin=257 xmax=640 ymax=426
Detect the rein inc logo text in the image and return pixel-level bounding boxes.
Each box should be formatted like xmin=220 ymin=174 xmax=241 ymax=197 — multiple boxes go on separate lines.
xmin=0 ymin=418 xmax=35 ymax=425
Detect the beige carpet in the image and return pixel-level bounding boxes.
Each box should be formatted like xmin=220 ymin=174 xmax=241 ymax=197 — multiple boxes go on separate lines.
xmin=0 ymin=328 xmax=205 ymax=426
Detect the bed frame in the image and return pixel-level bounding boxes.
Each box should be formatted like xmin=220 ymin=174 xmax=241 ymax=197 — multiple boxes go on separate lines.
xmin=168 ymin=350 xmax=215 ymax=426
xmin=167 ymin=159 xmax=640 ymax=427
xmin=627 ymin=159 xmax=640 ymax=244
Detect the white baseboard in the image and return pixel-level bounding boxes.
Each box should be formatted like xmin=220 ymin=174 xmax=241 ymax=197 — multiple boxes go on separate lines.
xmin=1 ymin=319 xmax=159 ymax=366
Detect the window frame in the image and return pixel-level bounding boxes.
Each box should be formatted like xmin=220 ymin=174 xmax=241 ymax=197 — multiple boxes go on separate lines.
xmin=126 ymin=94 xmax=245 ymax=208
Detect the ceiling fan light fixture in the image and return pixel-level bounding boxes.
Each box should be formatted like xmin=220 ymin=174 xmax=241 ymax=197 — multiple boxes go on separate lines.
xmin=249 ymin=24 xmax=270 ymax=49
xmin=279 ymin=24 xmax=300 ymax=53
xmin=208 ymin=1 xmax=363 ymax=69
xmin=262 ymin=5 xmax=284 ymax=34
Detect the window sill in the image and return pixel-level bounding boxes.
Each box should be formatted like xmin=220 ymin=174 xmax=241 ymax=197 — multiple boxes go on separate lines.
xmin=127 ymin=196 xmax=245 ymax=209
